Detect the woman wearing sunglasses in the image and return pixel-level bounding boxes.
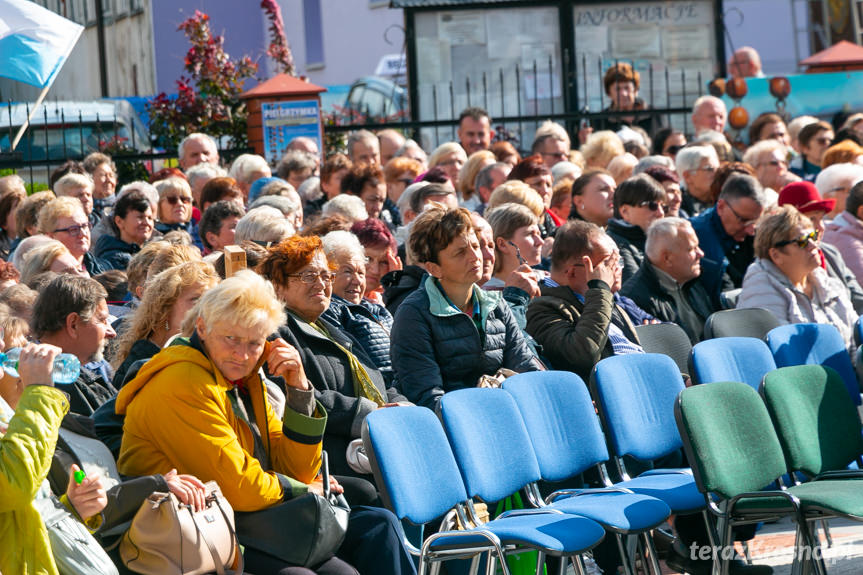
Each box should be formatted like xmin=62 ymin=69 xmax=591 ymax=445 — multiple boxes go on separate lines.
xmin=153 ymin=177 xmax=201 ymax=249
xmin=606 ymin=174 xmax=668 ymax=283
xmin=738 ymin=205 xmax=857 ymax=349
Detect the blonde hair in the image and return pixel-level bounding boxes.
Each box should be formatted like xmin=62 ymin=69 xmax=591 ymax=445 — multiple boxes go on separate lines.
xmin=192 ymin=269 xmax=285 ymax=336
xmin=581 ymin=131 xmax=625 ymax=169
xmin=154 ymin=177 xmax=193 ymax=220
xmin=37 ymin=196 xmax=85 ymax=235
xmin=428 ymin=142 xmax=467 ymax=169
xmin=112 ymin=261 xmax=219 ymax=369
xmin=485 ymin=203 xmax=539 ymax=273
xmin=145 ymin=244 xmax=202 ymax=285
xmin=19 ymin=239 xmax=71 ymax=286
xmin=754 ymin=205 xmax=811 ymax=260
xmin=457 ymin=150 xmax=495 ymax=200
xmin=487 ymin=180 xmax=544 ymax=217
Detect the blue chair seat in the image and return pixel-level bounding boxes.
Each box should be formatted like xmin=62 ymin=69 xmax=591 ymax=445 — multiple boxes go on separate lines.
xmin=429 ymin=513 xmax=606 ymax=555
xmin=550 ymin=491 xmax=671 ymax=533
xmin=617 ymin=473 xmax=705 ymax=514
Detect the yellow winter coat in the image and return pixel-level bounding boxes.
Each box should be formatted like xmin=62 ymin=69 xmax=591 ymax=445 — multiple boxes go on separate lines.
xmin=0 ymin=385 xmax=69 ymax=575
xmin=116 ymin=339 xmax=326 ymax=512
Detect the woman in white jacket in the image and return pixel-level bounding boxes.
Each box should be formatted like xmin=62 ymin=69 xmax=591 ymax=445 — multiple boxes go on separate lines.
xmin=737 ymin=205 xmax=858 ymax=348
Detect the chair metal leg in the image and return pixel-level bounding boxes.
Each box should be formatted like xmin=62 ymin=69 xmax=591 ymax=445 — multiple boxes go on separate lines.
xmin=467 ymin=554 xmax=481 ymax=575
xmin=641 ymin=531 xmax=663 ymax=575
xmin=719 ymin=516 xmax=735 ymax=575
xmin=742 ymin=540 xmax=752 ymax=564
xmin=534 ymin=551 xmax=544 ymax=575
xmin=570 ymin=555 xmax=588 ymax=575
xmin=819 ymin=519 xmax=833 ymax=548
xmin=486 ymin=551 xmax=498 ymax=575
xmin=616 ymin=533 xmax=635 ymax=575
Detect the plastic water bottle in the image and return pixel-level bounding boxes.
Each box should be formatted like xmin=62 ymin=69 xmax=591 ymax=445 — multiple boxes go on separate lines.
xmin=0 ymin=348 xmax=81 ymax=384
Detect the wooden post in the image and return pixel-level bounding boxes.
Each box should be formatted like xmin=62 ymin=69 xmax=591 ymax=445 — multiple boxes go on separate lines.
xmin=223 ymin=245 xmax=247 ymax=278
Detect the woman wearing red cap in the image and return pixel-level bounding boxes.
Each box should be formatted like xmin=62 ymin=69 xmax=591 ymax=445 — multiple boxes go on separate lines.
xmin=779 ymin=181 xmax=863 ymax=314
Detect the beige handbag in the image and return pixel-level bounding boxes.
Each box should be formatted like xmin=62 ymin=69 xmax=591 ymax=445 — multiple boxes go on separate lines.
xmin=120 ymin=481 xmax=242 ymax=575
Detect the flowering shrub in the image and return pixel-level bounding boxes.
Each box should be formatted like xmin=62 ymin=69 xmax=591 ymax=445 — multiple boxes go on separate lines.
xmin=261 ymin=0 xmax=295 ymax=75
xmin=147 ymin=11 xmax=257 ymax=149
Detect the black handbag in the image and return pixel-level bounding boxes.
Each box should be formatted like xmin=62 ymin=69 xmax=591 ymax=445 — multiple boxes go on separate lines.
xmin=234 ymin=453 xmax=350 ymax=567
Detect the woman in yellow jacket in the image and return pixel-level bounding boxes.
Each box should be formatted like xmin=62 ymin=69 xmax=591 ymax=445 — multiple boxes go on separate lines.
xmin=0 ymin=344 xmax=90 ymax=575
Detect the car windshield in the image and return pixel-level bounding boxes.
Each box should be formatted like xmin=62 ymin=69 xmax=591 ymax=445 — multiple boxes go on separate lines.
xmin=0 ymin=123 xmax=140 ymax=161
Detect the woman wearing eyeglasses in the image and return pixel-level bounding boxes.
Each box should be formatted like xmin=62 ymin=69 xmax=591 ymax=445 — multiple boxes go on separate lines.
xmin=257 ymin=235 xmax=409 ymax=481
xmin=38 ymin=196 xmax=109 ymax=277
xmin=153 ymin=177 xmax=201 ymax=250
xmin=738 ymin=205 xmax=857 ymax=348
xmin=605 ymin=174 xmax=668 ymax=283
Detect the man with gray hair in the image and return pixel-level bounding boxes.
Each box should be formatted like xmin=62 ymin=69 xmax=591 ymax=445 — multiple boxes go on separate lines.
xmin=621 ymin=218 xmax=715 ymax=342
xmin=276 ymin=150 xmax=317 ymax=192
xmin=474 ymin=162 xmax=510 ymax=214
xmin=531 ymin=121 xmax=571 ymax=168
xmin=690 ymin=173 xmax=767 ymax=304
xmin=178 ymin=132 xmax=219 ymax=171
xmin=347 ymin=129 xmax=380 ymax=166
xmin=690 ymin=95 xmax=727 ymax=137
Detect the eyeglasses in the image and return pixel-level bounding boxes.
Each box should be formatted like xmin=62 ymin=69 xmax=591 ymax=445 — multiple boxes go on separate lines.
xmin=725 ymin=202 xmax=760 ymax=228
xmin=53 ymin=222 xmax=91 ymax=237
xmin=696 ymin=165 xmax=717 ymax=173
xmin=287 ymin=270 xmax=335 ymax=284
xmin=507 ymin=240 xmax=527 ymax=265
xmin=637 ymin=200 xmax=667 ymax=212
xmin=165 ymin=195 xmax=192 ymax=205
xmin=774 ymin=230 xmax=818 ymax=249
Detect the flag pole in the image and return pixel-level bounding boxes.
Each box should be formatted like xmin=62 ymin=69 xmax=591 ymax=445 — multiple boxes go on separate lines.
xmin=11 ymin=84 xmax=51 ymax=152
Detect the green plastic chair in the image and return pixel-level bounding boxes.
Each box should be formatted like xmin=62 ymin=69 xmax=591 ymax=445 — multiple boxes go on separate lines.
xmin=762 ymin=364 xmax=863 ymax=478
xmin=675 ymin=381 xmax=863 ymax=575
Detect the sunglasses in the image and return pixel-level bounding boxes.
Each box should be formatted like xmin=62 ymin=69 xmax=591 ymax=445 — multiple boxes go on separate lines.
xmin=637 ymin=200 xmax=667 ymax=212
xmin=774 ymin=230 xmax=818 ymax=249
xmin=165 ymin=195 xmax=192 ymax=205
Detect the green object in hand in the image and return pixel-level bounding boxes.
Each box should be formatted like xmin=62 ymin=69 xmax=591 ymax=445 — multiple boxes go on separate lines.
xmin=74 ymin=470 xmax=86 ymax=485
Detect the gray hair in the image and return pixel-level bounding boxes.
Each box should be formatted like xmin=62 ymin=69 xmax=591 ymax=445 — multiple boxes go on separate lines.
xmin=11 ymin=234 xmax=54 ymax=273
xmin=321 ymin=194 xmax=368 ymax=221
xmin=185 ymin=162 xmax=227 ymax=190
xmin=645 ymin=217 xmax=692 ymax=261
xmin=347 ymin=130 xmax=379 ymax=158
xmin=397 ymin=182 xmax=429 ymax=216
xmin=229 ymin=154 xmax=271 ymax=185
xmin=117 ymin=181 xmax=159 ymax=210
xmin=814 ymin=163 xmax=863 ymax=197
xmin=531 ymin=120 xmax=570 ymax=153
xmin=321 ymin=230 xmax=366 ymax=263
xmin=249 ymin=195 xmax=301 ymax=217
xmin=234 ymin=206 xmax=294 ymax=245
xmin=53 ymin=172 xmax=93 ymax=196
xmin=297 ymin=176 xmax=322 ymax=203
xmin=692 ymin=95 xmax=726 ymax=116
xmin=276 ymin=150 xmax=317 ymax=180
xmin=742 ymin=139 xmax=787 ymax=167
xmin=178 ymin=133 xmax=217 ymax=163
xmin=428 ymin=142 xmax=466 ymax=168
xmin=719 ymin=174 xmax=767 ymax=207
xmin=675 ymin=145 xmax=718 ymax=180
xmin=475 ymin=162 xmax=509 ymax=192
xmin=394 ymin=139 xmax=428 ymax=164
xmin=633 ymin=155 xmax=675 ymax=175
xmin=551 ymin=161 xmax=582 ymax=186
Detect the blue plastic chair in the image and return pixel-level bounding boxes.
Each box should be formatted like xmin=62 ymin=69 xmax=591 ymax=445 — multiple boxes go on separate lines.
xmin=766 ymin=323 xmax=862 ymax=406
xmin=362 ymin=405 xmax=605 ymax=575
xmin=502 ymin=371 xmax=671 ymax=575
xmin=590 ymin=354 xmax=705 ymax=515
xmin=690 ymin=337 xmax=777 ymax=390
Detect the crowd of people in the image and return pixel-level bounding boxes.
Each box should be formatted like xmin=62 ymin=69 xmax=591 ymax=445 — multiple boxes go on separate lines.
xmin=3 ymin=58 xmax=863 ymax=575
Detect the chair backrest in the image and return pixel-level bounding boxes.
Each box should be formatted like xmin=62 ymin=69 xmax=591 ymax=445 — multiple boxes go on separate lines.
xmin=503 ymin=371 xmax=610 ymax=482
xmin=854 ymin=316 xmax=863 ymax=348
xmin=590 ymin=353 xmax=685 ymax=462
xmin=702 ymin=308 xmax=781 ymax=340
xmin=690 ymin=337 xmax=776 ymax=390
xmin=439 ymin=388 xmax=542 ymax=504
xmin=762 ymin=364 xmax=863 ymax=477
xmin=766 ymin=323 xmax=861 ymax=406
xmin=634 ymin=322 xmax=692 ymax=375
xmin=363 ymin=406 xmax=469 ymax=525
xmin=675 ymin=381 xmax=788 ymax=499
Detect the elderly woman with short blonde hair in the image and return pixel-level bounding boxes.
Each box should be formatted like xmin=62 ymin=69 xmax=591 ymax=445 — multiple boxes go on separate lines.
xmin=738 ymin=205 xmax=857 ymax=348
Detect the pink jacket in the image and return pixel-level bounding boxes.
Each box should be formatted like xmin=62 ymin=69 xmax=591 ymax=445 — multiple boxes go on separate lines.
xmin=823 ymin=212 xmax=863 ymax=284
